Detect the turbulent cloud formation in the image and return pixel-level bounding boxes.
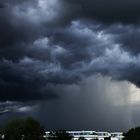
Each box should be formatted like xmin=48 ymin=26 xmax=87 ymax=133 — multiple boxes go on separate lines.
xmin=1 ymin=0 xmax=140 ymax=131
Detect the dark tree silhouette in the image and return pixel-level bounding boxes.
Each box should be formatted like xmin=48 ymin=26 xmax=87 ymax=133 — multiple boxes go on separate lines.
xmin=124 ymin=127 xmax=140 ymax=140
xmin=2 ymin=117 xmax=45 ymax=140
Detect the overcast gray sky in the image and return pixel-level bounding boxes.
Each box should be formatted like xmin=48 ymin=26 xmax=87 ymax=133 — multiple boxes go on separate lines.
xmin=1 ymin=0 xmax=140 ymax=131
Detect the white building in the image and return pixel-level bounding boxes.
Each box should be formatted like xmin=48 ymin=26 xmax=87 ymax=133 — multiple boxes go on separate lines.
xmin=45 ymin=131 xmax=124 ymax=140
xmin=110 ymin=132 xmax=124 ymax=140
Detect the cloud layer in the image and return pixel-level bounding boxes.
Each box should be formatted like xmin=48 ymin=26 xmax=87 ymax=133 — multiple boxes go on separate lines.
xmin=1 ymin=0 xmax=140 ymax=131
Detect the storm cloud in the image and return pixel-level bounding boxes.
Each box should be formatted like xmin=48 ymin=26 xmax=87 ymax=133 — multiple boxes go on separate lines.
xmin=1 ymin=0 xmax=140 ymax=131
xmin=61 ymin=0 xmax=140 ymax=24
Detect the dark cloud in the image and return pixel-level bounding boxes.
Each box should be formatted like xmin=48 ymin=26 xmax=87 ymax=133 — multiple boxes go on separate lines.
xmin=1 ymin=0 xmax=140 ymax=131
xmin=107 ymin=25 xmax=140 ymax=55
xmin=0 ymin=9 xmax=42 ymax=47
xmin=0 ymin=2 xmax=4 ymax=8
xmin=61 ymin=0 xmax=140 ymax=24
xmin=0 ymin=58 xmax=60 ymax=101
xmin=2 ymin=0 xmax=140 ymax=25
xmin=1 ymin=16 xmax=140 ymax=101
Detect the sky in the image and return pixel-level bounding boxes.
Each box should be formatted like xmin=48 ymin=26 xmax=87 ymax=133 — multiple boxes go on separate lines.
xmin=1 ymin=0 xmax=140 ymax=132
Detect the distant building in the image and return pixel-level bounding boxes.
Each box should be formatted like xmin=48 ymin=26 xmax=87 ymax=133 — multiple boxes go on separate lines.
xmin=45 ymin=131 xmax=124 ymax=140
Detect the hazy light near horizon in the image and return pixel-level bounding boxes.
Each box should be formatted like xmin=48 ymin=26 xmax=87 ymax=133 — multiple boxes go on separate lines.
xmin=129 ymin=84 xmax=140 ymax=104
xmin=103 ymin=78 xmax=140 ymax=106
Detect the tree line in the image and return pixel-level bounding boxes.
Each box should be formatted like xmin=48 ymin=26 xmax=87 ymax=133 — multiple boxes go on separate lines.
xmin=1 ymin=117 xmax=140 ymax=140
xmin=0 ymin=117 xmax=45 ymax=140
xmin=0 ymin=117 xmax=74 ymax=140
xmin=124 ymin=126 xmax=140 ymax=140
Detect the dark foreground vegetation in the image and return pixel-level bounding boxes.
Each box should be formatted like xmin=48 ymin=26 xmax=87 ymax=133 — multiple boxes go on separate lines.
xmin=124 ymin=126 xmax=140 ymax=140
xmin=0 ymin=117 xmax=45 ymax=140
xmin=0 ymin=117 xmax=74 ymax=140
xmin=0 ymin=117 xmax=140 ymax=140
